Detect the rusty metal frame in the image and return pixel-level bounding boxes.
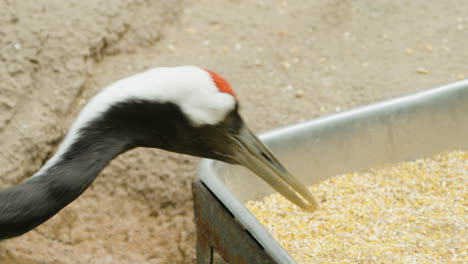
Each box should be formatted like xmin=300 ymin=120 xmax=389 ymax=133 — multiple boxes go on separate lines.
xmin=193 ymin=180 xmax=276 ymax=264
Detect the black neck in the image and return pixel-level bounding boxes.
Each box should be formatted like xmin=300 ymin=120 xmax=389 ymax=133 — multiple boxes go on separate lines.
xmin=0 ymin=125 xmax=131 ymax=239
xmin=0 ymin=100 xmax=195 ymax=239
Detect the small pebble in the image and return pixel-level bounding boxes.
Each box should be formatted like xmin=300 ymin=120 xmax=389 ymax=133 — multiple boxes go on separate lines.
xmin=282 ymin=61 xmax=291 ymax=69
xmin=295 ymin=89 xmax=304 ymax=98
xmin=456 ymin=74 xmax=465 ymax=80
xmin=186 ymin=27 xmax=197 ymax=34
xmin=289 ymin=47 xmax=299 ymax=54
xmin=416 ymin=67 xmax=428 ymax=74
xmin=406 ymin=48 xmax=414 ymax=55
xmin=211 ymin=24 xmax=222 ymax=31
xmin=254 ymin=60 xmax=263 ymax=67
xmin=13 ymin=43 xmax=21 ymax=50
xmin=167 ymin=44 xmax=176 ymax=52
xmin=335 ymin=106 xmax=341 ymax=112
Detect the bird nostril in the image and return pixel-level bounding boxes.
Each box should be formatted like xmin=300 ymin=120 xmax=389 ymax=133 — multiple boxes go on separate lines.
xmin=259 ymin=151 xmax=273 ymax=164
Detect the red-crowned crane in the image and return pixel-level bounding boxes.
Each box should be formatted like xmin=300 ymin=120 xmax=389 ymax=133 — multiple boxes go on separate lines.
xmin=0 ymin=66 xmax=318 ymax=239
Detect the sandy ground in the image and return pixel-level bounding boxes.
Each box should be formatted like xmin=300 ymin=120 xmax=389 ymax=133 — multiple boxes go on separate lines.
xmin=0 ymin=0 xmax=467 ymax=263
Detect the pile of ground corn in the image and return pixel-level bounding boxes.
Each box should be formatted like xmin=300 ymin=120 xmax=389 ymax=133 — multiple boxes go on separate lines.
xmin=246 ymin=151 xmax=467 ymax=263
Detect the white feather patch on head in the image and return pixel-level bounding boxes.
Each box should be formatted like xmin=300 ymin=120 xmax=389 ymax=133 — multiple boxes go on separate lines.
xmin=34 ymin=66 xmax=236 ymax=177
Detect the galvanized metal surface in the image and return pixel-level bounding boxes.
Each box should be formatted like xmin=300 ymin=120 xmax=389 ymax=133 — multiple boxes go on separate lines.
xmin=193 ymin=181 xmax=276 ymax=264
xmin=198 ymin=80 xmax=468 ymax=263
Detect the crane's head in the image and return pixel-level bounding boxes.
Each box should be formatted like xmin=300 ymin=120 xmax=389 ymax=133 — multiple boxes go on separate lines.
xmin=72 ymin=66 xmax=318 ymax=211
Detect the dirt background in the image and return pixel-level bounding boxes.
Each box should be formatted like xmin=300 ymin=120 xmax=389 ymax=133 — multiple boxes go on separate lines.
xmin=0 ymin=0 xmax=467 ymax=263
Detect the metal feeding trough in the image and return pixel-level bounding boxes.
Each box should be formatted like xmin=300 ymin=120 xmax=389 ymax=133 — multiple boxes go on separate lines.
xmin=193 ymin=80 xmax=468 ymax=264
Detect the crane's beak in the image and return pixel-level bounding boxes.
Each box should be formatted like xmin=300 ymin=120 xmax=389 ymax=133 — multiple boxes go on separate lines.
xmin=231 ymin=127 xmax=319 ymax=212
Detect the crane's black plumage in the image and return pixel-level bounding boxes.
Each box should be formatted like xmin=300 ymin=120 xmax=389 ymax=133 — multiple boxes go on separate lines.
xmin=0 ymin=99 xmax=244 ymax=239
xmin=0 ymin=66 xmax=317 ymax=240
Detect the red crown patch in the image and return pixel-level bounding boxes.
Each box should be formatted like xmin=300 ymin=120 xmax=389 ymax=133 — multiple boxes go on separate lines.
xmin=203 ymin=69 xmax=236 ymax=98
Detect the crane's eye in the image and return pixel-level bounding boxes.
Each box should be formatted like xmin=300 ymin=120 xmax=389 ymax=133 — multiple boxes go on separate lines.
xmin=221 ymin=109 xmax=242 ymax=133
